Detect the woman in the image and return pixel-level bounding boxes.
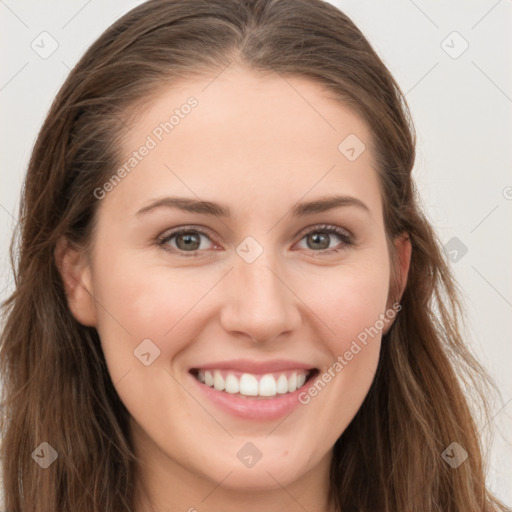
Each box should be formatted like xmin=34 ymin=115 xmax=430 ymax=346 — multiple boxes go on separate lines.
xmin=1 ymin=0 xmax=509 ymax=510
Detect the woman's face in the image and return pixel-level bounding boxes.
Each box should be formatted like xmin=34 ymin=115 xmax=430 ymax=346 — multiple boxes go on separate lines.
xmin=63 ymin=65 xmax=409 ymax=506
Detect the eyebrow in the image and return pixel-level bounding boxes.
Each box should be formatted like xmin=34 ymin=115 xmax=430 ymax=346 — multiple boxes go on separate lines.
xmin=135 ymin=194 xmax=370 ymax=218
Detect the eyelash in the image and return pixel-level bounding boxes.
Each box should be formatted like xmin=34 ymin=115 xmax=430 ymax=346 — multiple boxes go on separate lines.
xmin=156 ymin=224 xmax=354 ymax=258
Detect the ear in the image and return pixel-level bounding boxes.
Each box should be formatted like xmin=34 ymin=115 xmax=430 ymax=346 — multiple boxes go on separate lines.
xmin=383 ymin=232 xmax=412 ymax=334
xmin=393 ymin=232 xmax=412 ymax=301
xmin=54 ymin=236 xmax=97 ymax=327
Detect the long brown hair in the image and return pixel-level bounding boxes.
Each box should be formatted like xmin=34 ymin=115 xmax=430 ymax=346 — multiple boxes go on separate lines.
xmin=1 ymin=0 xmax=509 ymax=510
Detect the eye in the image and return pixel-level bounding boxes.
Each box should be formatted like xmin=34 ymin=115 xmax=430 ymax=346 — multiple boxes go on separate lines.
xmin=157 ymin=226 xmax=217 ymax=257
xmin=156 ymin=224 xmax=354 ymax=258
xmin=295 ymin=224 xmax=354 ymax=254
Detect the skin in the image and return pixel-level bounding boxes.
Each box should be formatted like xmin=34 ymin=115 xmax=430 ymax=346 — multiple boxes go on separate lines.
xmin=57 ymin=64 xmax=411 ymax=512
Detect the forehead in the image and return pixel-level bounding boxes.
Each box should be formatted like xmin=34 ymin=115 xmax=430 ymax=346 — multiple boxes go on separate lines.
xmin=101 ymin=65 xmax=382 ymax=222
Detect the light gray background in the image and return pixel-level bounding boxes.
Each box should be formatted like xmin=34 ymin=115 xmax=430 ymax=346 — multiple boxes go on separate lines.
xmin=1 ymin=0 xmax=511 ymax=505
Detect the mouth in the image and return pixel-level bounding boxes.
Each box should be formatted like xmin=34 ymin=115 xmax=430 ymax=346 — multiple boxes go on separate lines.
xmin=187 ymin=359 xmax=320 ymax=420
xmin=189 ymin=367 xmax=318 ymax=399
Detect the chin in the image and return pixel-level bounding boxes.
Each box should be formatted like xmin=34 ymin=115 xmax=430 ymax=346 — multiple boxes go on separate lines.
xmin=211 ymin=460 xmax=306 ymax=491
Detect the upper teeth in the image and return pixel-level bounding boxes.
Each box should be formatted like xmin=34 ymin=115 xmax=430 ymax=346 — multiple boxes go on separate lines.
xmin=196 ymin=370 xmax=309 ymax=397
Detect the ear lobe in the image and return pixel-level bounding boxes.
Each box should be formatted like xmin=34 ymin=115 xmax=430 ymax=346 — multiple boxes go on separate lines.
xmin=383 ymin=232 xmax=412 ymax=334
xmin=54 ymin=236 xmax=97 ymax=327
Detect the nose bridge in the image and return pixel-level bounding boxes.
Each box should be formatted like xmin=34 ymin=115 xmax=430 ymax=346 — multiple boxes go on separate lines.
xmin=221 ymin=243 xmax=300 ymax=342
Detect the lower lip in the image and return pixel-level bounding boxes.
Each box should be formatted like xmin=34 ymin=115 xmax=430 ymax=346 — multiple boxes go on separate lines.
xmin=189 ymin=372 xmax=314 ymax=421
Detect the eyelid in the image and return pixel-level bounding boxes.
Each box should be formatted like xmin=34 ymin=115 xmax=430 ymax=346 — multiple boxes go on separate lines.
xmin=158 ymin=224 xmax=216 ymax=241
xmin=296 ymin=223 xmax=352 ymax=239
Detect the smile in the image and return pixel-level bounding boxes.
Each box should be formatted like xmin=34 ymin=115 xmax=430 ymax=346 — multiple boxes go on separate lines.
xmin=188 ymin=361 xmax=319 ymax=420
xmin=192 ymin=368 xmax=313 ymax=398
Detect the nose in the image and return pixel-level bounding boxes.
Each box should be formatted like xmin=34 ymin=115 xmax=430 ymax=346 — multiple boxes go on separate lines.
xmin=219 ymin=250 xmax=302 ymax=344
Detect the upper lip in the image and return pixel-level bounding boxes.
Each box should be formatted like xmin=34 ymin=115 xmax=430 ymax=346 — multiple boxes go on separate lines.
xmin=190 ymin=358 xmax=317 ymax=374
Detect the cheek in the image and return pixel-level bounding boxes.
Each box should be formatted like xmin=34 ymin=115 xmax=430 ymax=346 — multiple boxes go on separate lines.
xmin=303 ymin=258 xmax=391 ymax=354
xmin=295 ymin=262 xmax=390 ymax=429
xmin=90 ymin=251 xmax=219 ymax=378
